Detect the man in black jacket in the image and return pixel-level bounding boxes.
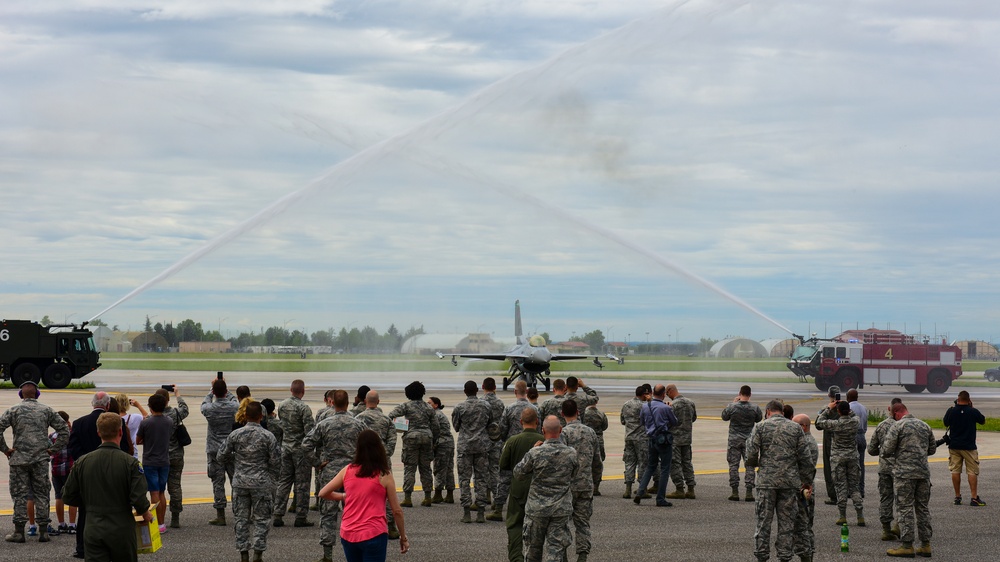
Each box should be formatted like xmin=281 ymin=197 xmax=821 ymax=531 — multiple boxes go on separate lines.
xmin=67 ymin=392 xmax=130 ymax=559
xmin=944 ymin=391 xmax=986 ymax=506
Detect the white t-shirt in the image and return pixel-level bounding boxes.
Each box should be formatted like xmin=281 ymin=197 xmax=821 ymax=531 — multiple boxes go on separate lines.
xmin=123 ymin=413 xmax=143 ymax=459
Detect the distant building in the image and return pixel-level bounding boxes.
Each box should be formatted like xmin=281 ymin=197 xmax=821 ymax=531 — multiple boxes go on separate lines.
xmin=550 ymin=341 xmax=591 ymax=354
xmin=954 ymin=340 xmax=999 ymax=361
xmin=709 ymin=338 xmax=767 ymax=359
xmin=401 ymin=333 xmax=514 ymax=355
xmin=760 ymin=338 xmax=798 ymax=358
xmin=129 ymin=331 xmax=169 ymax=352
xmin=179 ymin=341 xmax=233 ymax=353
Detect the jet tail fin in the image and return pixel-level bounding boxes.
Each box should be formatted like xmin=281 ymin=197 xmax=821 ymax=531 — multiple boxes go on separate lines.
xmin=514 ymin=300 xmax=525 ymax=345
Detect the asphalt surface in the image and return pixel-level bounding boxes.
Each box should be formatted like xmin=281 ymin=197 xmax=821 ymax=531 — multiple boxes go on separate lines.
xmin=2 ymin=370 xmax=998 ymax=561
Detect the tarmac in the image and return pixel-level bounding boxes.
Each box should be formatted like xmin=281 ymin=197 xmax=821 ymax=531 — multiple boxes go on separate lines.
xmin=1 ymin=370 xmax=998 ymax=561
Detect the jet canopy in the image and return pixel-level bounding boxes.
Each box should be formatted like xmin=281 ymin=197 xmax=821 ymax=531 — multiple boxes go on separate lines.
xmin=528 ymin=335 xmax=546 ymax=347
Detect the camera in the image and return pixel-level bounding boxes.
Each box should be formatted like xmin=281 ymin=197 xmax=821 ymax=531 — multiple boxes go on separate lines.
xmin=834 ymin=393 xmax=841 ymax=402
xmin=217 ymin=371 xmax=224 ymax=380
xmin=936 ymin=434 xmax=951 ymax=447
xmin=161 ymin=384 xmax=175 ymax=392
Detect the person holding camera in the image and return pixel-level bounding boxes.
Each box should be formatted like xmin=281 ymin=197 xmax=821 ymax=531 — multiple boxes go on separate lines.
xmin=155 ymin=385 xmax=189 ymax=529
xmin=943 ymin=390 xmax=986 ymax=507
xmin=816 ymin=385 xmax=841 ymax=505
xmin=816 ymin=399 xmax=865 ymax=527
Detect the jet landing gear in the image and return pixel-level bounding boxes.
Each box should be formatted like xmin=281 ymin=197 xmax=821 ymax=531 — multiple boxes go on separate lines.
xmin=503 ymin=367 xmax=551 ymax=392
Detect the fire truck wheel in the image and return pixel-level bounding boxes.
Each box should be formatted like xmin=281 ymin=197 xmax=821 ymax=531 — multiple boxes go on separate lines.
xmin=814 ymin=378 xmax=829 ymax=392
xmin=926 ymin=371 xmax=950 ymax=394
xmin=42 ymin=363 xmax=72 ymax=389
xmin=837 ymin=369 xmax=860 ymax=391
xmin=904 ymin=384 xmax=926 ymax=394
xmin=11 ymin=363 xmax=41 ymax=387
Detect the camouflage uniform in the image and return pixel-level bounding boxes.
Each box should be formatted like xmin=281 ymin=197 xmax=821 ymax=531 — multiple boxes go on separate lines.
xmin=163 ymin=397 xmax=189 ymax=519
xmin=201 ymin=392 xmax=239 ymax=510
xmin=495 ymin=398 xmax=535 ymax=507
xmin=350 ymin=402 xmax=366 ymax=417
xmin=867 ymin=416 xmax=899 ymax=526
xmin=881 ymin=414 xmax=936 ymax=545
xmin=669 ymin=394 xmax=697 ymax=490
xmin=312 ymin=405 xmax=335 ymax=502
xmin=817 ymin=401 xmax=840 ymax=502
xmin=793 ymin=432 xmax=819 ymax=560
xmin=482 ymin=392 xmax=506 ymax=498
xmin=217 ymin=422 xmax=280 ymax=553
xmin=721 ymin=400 xmax=762 ymax=491
xmin=274 ymin=395 xmax=315 ymax=520
xmin=816 ymin=409 xmax=863 ymax=516
xmin=315 ymin=405 xmax=334 ymax=424
xmin=538 ymin=395 xmax=567 ymax=427
xmin=582 ymin=405 xmax=608 ymax=490
xmin=303 ymin=411 xmax=364 ymax=548
xmin=452 ymin=396 xmax=493 ymax=509
xmin=514 ymin=437 xmax=579 ymax=562
xmin=387 ymin=400 xmax=439 ymax=494
xmin=429 ymin=409 xmax=455 ymax=495
xmin=565 ymin=386 xmax=598 ymax=415
xmin=0 ymin=397 xmax=70 ymax=527
xmin=746 ymin=414 xmax=813 ymax=562
xmin=561 ymin=420 xmax=602 ymax=559
xmin=356 ymin=406 xmax=400 ymax=524
xmin=620 ymin=397 xmax=648 ymax=486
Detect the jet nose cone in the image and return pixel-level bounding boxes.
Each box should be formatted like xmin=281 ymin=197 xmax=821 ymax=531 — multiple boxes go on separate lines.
xmin=533 ymin=347 xmax=552 ymax=363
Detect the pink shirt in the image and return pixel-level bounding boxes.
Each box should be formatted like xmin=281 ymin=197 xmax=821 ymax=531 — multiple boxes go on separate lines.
xmin=340 ymin=465 xmax=388 ymax=543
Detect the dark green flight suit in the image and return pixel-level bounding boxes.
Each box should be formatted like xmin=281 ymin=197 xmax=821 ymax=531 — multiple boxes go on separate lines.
xmin=499 ymin=427 xmax=543 ymax=562
xmin=63 ymin=442 xmax=151 ymax=562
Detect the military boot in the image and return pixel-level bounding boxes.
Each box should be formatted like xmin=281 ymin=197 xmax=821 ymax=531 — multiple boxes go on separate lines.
xmin=745 ymin=486 xmax=754 ymax=502
xmin=401 ymin=492 xmax=413 ymax=508
xmin=886 ymin=542 xmax=915 ymax=557
xmin=387 ymin=520 xmax=400 ymax=539
xmin=241 ymin=551 xmax=250 ymax=562
xmin=486 ymin=504 xmax=504 ymax=521
xmin=432 ymin=488 xmax=445 ymax=504
xmin=38 ymin=527 xmax=50 ymax=543
xmin=892 ymin=524 xmax=900 ymax=537
xmin=684 ymin=485 xmax=696 ymax=499
xmin=882 ymin=522 xmax=899 ymax=541
xmin=421 ymin=492 xmax=433 ymax=507
xmin=316 ymin=545 xmax=334 ymax=562
xmin=623 ymin=483 xmax=633 ymax=499
xmin=444 ymin=489 xmax=455 ymax=504
xmin=476 ymin=507 xmax=486 ymax=524
xmin=729 ymin=486 xmax=740 ymax=501
xmin=915 ymin=541 xmax=932 ymax=558
xmin=798 ymin=555 xmax=812 ymax=562
xmin=293 ymin=518 xmax=314 ymax=528
xmin=578 ymin=554 xmax=588 ymax=562
xmin=835 ymin=508 xmax=847 ymax=526
xmin=170 ymin=511 xmax=181 ymax=529
xmin=665 ymin=486 xmax=686 ymax=499
xmin=209 ymin=508 xmax=227 ymax=526
xmin=5 ymin=523 xmax=25 ymax=543
xmin=593 ymin=483 xmax=601 ymax=497
xmin=646 ymin=484 xmax=658 ymax=495
xmin=461 ymin=508 xmax=472 ymax=524
xmin=253 ymin=551 xmax=264 ymax=562
xmin=856 ymin=508 xmax=866 ymax=527
xmin=272 ymin=517 xmax=284 ymax=528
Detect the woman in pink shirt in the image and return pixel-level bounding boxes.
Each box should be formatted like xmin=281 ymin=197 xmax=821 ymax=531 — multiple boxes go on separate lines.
xmin=321 ymin=429 xmax=409 ymax=561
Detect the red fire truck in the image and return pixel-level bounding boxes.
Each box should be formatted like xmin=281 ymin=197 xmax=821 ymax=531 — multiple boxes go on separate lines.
xmin=786 ymin=331 xmax=962 ymax=394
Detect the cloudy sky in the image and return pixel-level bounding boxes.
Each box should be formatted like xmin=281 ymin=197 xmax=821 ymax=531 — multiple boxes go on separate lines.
xmin=3 ymin=0 xmax=999 ymax=344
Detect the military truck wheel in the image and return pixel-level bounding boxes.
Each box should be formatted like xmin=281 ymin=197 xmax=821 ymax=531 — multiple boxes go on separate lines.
xmin=927 ymin=371 xmax=950 ymax=394
xmin=904 ymin=384 xmax=926 ymax=393
xmin=43 ymin=363 xmax=72 ymax=389
xmin=11 ymin=363 xmax=41 ymax=386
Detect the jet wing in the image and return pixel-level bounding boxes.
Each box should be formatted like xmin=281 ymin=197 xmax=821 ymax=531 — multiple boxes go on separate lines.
xmin=436 ymin=352 xmax=519 ymax=362
xmin=551 ymin=353 xmax=624 ymax=363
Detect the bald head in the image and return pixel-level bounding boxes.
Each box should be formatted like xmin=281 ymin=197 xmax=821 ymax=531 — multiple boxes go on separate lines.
xmin=542 ymin=415 xmax=562 ymax=438
xmin=665 ymin=384 xmax=678 ymax=399
xmin=365 ymin=390 xmax=380 ymax=407
xmin=792 ymin=414 xmax=811 ymax=434
xmin=652 ymin=384 xmax=666 ymax=399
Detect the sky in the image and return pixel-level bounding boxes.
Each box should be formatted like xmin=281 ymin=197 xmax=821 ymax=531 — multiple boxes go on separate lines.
xmin=3 ymin=0 xmax=999 ymax=345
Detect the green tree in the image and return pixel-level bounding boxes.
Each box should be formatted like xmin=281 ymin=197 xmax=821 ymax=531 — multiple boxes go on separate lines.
xmin=176 ymin=319 xmax=204 ymax=342
xmin=539 ymin=332 xmax=551 ymax=345
xmin=144 ymin=315 xmax=153 ymax=333
xmin=580 ymin=329 xmax=605 ymax=353
xmin=311 ymin=329 xmax=335 ymax=347
xmin=40 ymin=315 xmax=52 ymax=326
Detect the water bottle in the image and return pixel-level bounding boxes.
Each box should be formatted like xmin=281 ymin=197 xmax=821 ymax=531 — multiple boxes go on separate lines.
xmin=840 ymin=522 xmax=850 ymax=552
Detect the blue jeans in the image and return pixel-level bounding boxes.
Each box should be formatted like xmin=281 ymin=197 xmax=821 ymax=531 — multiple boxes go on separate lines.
xmin=341 ymin=533 xmax=388 ymax=562
xmin=637 ymin=441 xmax=672 ymax=504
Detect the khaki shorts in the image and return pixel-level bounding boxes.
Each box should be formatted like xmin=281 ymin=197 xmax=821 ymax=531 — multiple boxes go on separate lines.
xmin=948 ymin=449 xmax=980 ymax=475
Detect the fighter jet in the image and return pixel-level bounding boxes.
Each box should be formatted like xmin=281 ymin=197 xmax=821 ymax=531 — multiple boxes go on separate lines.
xmin=436 ymin=300 xmax=624 ymax=391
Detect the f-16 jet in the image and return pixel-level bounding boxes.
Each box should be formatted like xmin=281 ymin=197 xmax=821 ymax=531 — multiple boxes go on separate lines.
xmin=437 ymin=300 xmax=624 ymax=391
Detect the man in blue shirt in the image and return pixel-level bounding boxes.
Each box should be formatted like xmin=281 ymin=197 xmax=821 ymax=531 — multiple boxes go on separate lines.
xmin=633 ymin=384 xmax=678 ymax=507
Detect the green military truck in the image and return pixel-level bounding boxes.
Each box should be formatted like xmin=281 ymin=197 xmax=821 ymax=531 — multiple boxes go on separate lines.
xmin=0 ymin=319 xmax=101 ymax=389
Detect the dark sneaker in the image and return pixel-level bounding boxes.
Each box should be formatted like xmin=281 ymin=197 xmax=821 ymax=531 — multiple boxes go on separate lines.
xmin=954 ymin=496 xmax=962 ymax=505
xmin=971 ymin=496 xmax=986 ymax=507
xmin=46 ymin=525 xmax=60 ymax=536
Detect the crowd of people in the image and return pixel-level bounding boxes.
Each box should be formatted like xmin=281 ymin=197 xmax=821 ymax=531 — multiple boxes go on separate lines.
xmin=0 ymin=375 xmax=988 ymax=562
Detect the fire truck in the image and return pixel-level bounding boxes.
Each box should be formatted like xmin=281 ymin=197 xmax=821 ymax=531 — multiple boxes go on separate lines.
xmin=786 ymin=331 xmax=962 ymax=394
xmin=0 ymin=320 xmax=101 ymax=389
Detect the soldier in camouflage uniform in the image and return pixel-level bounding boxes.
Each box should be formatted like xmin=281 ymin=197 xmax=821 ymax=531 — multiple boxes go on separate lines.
xmin=481 ymin=377 xmax=505 ymax=511
xmin=273 ymin=379 xmax=315 ymax=527
xmin=493 ymin=381 xmax=535 ymax=520
xmin=816 ymin=400 xmax=864 ymax=525
xmin=217 ymin=401 xmax=280 ymax=562
xmin=564 ymin=376 xmax=598 ymax=414
xmin=154 ymin=386 xmax=189 ymax=529
xmin=452 ymin=380 xmax=493 ymax=523
xmin=792 ymin=414 xmax=818 ymax=562
xmin=303 ymin=389 xmax=365 ymax=562
xmin=538 ymin=379 xmax=568 ymax=426
xmin=746 ymin=400 xmax=814 ymax=562
xmin=817 ymin=385 xmax=841 ymax=504
xmin=514 ymin=415 xmax=579 ymax=562
xmin=561 ymin=400 xmax=602 ymax=562
xmin=201 ymin=378 xmax=240 ymax=526
xmin=620 ymin=386 xmax=649 ymax=499
xmin=721 ymin=385 xmax=762 ymax=501
xmin=427 ymin=396 xmax=455 ymax=506
xmin=665 ymin=384 xmax=698 ymax=500
xmin=350 ymin=385 xmax=370 ymax=417
xmin=0 ymin=381 xmax=69 ymax=543
xmin=387 ymin=381 xmax=439 ymax=508
xmin=880 ymin=403 xmax=937 ymax=558
xmin=357 ymin=390 xmax=402 ymax=538
xmin=867 ymin=398 xmax=902 ymax=541
xmin=311 ymin=390 xmax=336 ymax=511
xmin=582 ymin=398 xmax=608 ymax=495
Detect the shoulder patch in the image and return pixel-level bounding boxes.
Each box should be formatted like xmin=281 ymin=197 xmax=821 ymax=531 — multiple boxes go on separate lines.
xmin=137 ymin=464 xmax=144 ymax=475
